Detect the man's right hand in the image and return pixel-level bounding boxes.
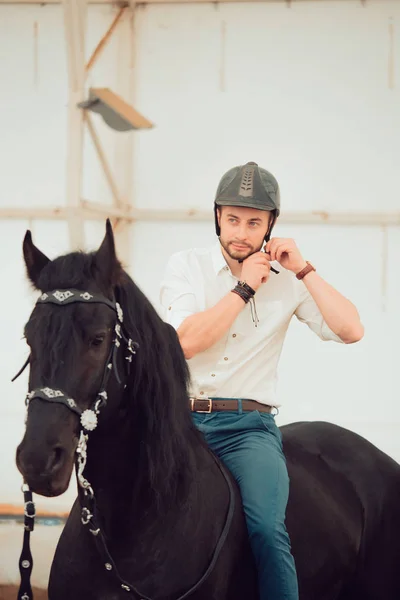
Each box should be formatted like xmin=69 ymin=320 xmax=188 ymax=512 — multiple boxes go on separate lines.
xmin=240 ymin=252 xmax=271 ymax=291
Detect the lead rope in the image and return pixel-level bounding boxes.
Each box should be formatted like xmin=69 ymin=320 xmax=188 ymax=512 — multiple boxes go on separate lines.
xmin=17 ymin=484 xmax=35 ymax=600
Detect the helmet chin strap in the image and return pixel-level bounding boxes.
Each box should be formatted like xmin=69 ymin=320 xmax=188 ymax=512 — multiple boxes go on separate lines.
xmin=237 ymin=250 xmax=279 ymax=274
xmin=264 ymin=211 xmax=277 ymax=244
xmin=236 ymin=218 xmax=280 ymax=274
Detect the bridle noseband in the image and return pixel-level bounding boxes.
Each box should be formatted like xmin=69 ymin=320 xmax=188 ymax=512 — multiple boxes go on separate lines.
xmin=15 ymin=288 xmax=235 ymax=600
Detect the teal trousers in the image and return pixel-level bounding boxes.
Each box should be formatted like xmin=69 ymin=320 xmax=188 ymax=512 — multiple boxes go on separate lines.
xmin=192 ymin=406 xmax=299 ymax=600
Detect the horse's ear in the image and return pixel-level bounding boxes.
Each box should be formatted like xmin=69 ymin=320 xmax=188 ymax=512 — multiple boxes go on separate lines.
xmin=23 ymin=230 xmax=50 ymax=288
xmin=94 ymin=219 xmax=119 ymax=284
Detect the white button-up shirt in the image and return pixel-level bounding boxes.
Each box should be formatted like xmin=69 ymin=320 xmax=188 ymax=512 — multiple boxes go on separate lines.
xmin=160 ymin=242 xmax=343 ymax=407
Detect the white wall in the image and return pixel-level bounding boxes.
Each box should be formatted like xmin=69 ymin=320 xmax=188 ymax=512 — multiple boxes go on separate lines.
xmin=0 ymin=1 xmax=399 ymax=523
xmin=132 ymin=0 xmax=400 ymax=463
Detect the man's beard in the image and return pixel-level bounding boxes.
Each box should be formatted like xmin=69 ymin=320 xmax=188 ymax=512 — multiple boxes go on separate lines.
xmin=219 ymin=237 xmax=263 ymax=261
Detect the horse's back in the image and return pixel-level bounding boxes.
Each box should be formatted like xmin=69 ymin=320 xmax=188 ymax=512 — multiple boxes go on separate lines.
xmin=282 ymin=421 xmax=400 ymax=600
xmin=282 ymin=420 xmax=399 ymax=480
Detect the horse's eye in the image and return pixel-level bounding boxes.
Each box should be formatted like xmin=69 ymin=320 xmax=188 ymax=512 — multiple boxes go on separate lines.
xmin=91 ymin=335 xmax=105 ymax=347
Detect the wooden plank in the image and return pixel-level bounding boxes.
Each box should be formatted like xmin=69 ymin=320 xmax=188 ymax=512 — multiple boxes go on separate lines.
xmin=63 ymin=0 xmax=87 ymax=250
xmin=0 ymin=0 xmax=356 ymax=4
xmin=1 ymin=207 xmax=399 ymax=226
xmin=84 ymin=113 xmax=124 ymax=207
xmin=0 ymin=204 xmax=131 ymax=220
xmin=111 ymin=4 xmax=137 ymax=265
xmin=388 ymin=17 xmax=395 ymax=90
xmin=85 ymin=5 xmax=127 ymax=76
xmin=0 ymin=207 xmax=71 ymax=219
xmin=81 ymin=199 xmax=132 ymax=219
xmin=86 ymin=87 xmax=153 ymax=130
xmin=129 ymin=209 xmax=400 ymax=227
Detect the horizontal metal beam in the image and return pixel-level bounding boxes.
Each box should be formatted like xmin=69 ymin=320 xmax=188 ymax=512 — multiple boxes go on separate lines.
xmin=0 ymin=206 xmax=399 ymax=226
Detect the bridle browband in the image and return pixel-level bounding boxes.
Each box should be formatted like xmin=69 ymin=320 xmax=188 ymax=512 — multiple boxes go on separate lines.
xmin=15 ymin=288 xmax=235 ymax=600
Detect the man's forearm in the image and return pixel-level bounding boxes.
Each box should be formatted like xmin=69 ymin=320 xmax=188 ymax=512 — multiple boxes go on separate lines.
xmin=302 ymin=271 xmax=364 ymax=344
xmin=177 ymin=292 xmax=245 ymax=359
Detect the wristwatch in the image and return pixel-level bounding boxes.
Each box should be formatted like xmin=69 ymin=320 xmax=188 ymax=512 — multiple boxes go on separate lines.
xmin=296 ymin=262 xmax=316 ymax=280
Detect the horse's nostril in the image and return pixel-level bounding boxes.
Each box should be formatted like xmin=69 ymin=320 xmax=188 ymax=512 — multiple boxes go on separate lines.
xmin=47 ymin=445 xmax=65 ymax=475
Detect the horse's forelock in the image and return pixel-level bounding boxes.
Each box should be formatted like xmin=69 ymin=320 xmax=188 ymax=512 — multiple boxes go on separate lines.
xmin=36 ymin=252 xmax=99 ymax=292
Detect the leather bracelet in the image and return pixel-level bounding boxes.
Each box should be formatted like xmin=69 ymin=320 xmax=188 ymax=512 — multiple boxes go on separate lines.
xmin=231 ymin=287 xmax=251 ymax=304
xmin=237 ymin=281 xmax=256 ymax=296
xmin=231 ymin=280 xmax=256 ymax=304
xmin=296 ymin=262 xmax=316 ymax=280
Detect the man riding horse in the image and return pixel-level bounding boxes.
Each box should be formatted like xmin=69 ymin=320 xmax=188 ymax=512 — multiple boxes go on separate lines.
xmin=160 ymin=161 xmax=364 ymax=600
xmin=16 ymin=179 xmax=400 ymax=600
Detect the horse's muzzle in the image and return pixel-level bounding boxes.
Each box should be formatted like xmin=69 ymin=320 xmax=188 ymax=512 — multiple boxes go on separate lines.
xmin=16 ymin=440 xmax=75 ymax=497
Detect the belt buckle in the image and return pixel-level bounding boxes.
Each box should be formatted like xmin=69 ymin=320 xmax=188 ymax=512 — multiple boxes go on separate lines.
xmin=191 ymin=397 xmax=213 ymax=413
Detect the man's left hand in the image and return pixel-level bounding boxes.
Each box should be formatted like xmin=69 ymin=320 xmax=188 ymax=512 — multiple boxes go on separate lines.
xmin=265 ymin=238 xmax=307 ymax=274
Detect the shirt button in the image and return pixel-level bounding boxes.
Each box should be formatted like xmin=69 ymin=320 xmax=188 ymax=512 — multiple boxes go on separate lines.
xmin=200 ymin=391 xmax=204 ymax=395
xmin=211 ymin=373 xmax=216 ymax=377
xmin=224 ymin=357 xmax=228 ymax=361
xmin=168 ymin=306 xmax=172 ymax=311
xmin=232 ymin=334 xmax=236 ymax=338
xmin=224 ymin=266 xmax=229 ymax=271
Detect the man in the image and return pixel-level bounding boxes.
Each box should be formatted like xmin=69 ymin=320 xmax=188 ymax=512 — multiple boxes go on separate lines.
xmin=159 ymin=161 xmax=364 ymax=600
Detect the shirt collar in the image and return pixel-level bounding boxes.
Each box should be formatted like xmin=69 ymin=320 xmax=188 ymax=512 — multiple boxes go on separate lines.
xmin=211 ymin=241 xmax=229 ymax=275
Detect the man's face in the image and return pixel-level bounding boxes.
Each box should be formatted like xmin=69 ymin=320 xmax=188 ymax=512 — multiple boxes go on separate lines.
xmin=217 ymin=205 xmax=272 ymax=261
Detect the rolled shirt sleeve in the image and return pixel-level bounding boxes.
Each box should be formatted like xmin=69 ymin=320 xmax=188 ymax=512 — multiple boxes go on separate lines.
xmin=160 ymin=253 xmax=198 ymax=331
xmin=294 ymin=283 xmax=344 ymax=343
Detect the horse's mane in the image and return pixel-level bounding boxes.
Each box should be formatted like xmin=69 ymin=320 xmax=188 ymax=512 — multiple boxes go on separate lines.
xmin=33 ymin=250 xmax=201 ymax=512
xmin=116 ymin=269 xmax=200 ymax=507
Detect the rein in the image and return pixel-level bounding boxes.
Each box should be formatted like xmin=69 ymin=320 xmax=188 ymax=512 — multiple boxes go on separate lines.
xmin=14 ymin=288 xmax=234 ymax=600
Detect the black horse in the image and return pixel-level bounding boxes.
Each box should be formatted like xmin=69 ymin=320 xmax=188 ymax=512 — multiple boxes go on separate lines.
xmin=16 ymin=221 xmax=400 ymax=600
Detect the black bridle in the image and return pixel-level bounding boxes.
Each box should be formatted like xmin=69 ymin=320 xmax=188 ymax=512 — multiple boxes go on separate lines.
xmin=14 ymin=288 xmax=234 ymax=600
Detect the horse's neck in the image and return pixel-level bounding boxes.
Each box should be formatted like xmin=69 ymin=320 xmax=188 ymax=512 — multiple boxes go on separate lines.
xmin=83 ymin=420 xmax=142 ymax=528
xmin=82 ymin=413 xmax=194 ymax=539
xmin=77 ymin=407 xmax=233 ymax=597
